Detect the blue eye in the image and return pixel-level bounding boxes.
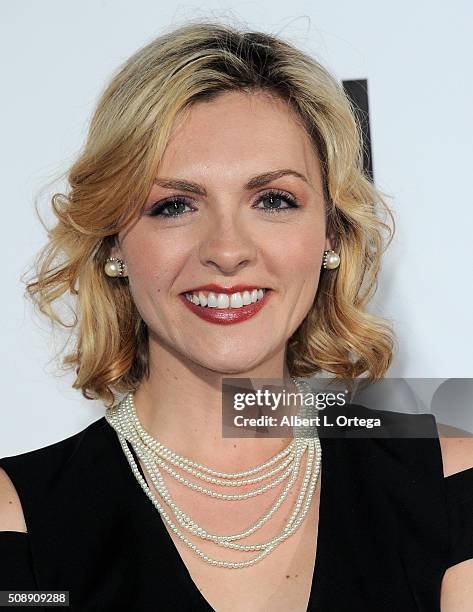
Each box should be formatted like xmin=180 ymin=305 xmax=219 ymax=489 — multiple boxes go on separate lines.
xmin=147 ymin=189 xmax=300 ymax=219
xmin=255 ymin=190 xmax=299 ymax=214
xmin=148 ymin=198 xmax=194 ymax=217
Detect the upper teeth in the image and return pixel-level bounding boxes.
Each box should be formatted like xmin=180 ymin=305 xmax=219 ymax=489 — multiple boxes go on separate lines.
xmin=185 ymin=288 xmax=267 ymax=308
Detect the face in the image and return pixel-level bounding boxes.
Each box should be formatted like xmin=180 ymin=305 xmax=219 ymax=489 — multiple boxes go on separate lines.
xmin=113 ymin=90 xmax=333 ymax=375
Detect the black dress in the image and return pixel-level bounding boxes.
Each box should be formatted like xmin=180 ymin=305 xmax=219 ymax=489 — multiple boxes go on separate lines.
xmin=1 ymin=409 xmax=473 ymax=611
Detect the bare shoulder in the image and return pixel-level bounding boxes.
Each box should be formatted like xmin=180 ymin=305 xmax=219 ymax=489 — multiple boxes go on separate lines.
xmin=441 ymin=557 xmax=473 ymax=610
xmin=437 ymin=424 xmax=473 ymax=608
xmin=437 ymin=422 xmax=473 ymax=478
xmin=0 ymin=467 xmax=27 ymax=532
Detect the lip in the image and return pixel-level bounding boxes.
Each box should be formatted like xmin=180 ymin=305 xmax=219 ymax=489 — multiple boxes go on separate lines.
xmin=179 ymin=289 xmax=273 ymax=325
xmin=181 ymin=284 xmax=269 ymax=295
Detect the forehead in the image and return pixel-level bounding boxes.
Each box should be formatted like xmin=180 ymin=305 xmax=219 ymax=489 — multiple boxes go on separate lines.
xmin=158 ymin=90 xmax=322 ymax=185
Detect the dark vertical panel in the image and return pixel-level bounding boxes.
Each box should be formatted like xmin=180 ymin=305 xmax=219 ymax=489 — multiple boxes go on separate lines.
xmin=342 ymin=79 xmax=373 ymax=181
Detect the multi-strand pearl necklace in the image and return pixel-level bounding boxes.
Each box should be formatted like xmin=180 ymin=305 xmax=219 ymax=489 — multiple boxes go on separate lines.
xmin=105 ymin=377 xmax=322 ymax=569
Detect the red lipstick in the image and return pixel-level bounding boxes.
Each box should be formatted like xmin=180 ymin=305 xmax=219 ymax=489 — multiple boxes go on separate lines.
xmin=182 ymin=283 xmax=267 ymax=295
xmin=179 ymin=289 xmax=272 ymax=325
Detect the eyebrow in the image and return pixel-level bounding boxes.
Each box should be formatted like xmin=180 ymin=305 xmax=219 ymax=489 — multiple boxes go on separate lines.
xmin=153 ymin=169 xmax=310 ymax=195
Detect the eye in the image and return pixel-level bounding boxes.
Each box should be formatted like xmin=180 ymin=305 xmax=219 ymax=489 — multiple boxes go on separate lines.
xmin=147 ymin=189 xmax=300 ymax=220
xmin=254 ymin=190 xmax=300 ymax=214
xmin=148 ymin=197 xmax=194 ymax=218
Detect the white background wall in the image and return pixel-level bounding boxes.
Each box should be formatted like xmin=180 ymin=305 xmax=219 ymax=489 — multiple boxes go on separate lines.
xmin=1 ymin=0 xmax=472 ymax=456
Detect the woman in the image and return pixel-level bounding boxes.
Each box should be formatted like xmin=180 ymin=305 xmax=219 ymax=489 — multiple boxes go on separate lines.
xmin=1 ymin=21 xmax=472 ymax=611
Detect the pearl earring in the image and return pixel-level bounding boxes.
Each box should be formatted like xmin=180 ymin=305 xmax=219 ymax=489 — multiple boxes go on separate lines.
xmin=322 ymin=249 xmax=340 ymax=270
xmin=104 ymin=257 xmax=126 ymax=277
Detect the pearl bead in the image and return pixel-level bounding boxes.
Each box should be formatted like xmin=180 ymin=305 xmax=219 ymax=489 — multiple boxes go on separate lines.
xmin=104 ymin=260 xmax=121 ymax=277
xmin=105 ymin=376 xmax=322 ymax=568
xmin=324 ymin=250 xmax=340 ymax=269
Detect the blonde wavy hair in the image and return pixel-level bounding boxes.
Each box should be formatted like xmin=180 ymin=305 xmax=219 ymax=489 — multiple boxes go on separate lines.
xmin=23 ymin=21 xmax=396 ymax=408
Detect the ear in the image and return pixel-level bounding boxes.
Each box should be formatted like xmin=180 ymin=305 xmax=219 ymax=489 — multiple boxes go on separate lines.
xmin=109 ymin=235 xmax=123 ymax=260
xmin=325 ymin=230 xmax=337 ymax=252
xmin=109 ymin=247 xmax=122 ymax=260
xmin=106 ymin=236 xmax=128 ymax=277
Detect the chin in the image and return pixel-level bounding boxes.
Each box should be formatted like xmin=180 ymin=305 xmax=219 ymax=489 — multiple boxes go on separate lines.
xmin=189 ymin=351 xmax=270 ymax=376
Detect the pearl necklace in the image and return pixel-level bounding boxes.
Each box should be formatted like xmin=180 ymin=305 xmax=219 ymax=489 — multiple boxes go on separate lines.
xmin=105 ymin=377 xmax=322 ymax=569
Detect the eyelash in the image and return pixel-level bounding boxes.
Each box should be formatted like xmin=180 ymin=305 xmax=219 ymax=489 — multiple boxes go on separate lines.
xmin=147 ymin=189 xmax=300 ymax=219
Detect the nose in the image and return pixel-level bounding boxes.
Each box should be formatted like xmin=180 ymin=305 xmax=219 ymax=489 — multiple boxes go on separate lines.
xmin=198 ymin=212 xmax=258 ymax=275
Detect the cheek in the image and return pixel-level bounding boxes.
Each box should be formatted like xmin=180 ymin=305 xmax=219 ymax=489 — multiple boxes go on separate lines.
xmin=122 ymin=231 xmax=186 ymax=301
xmin=270 ymin=224 xmax=324 ymax=279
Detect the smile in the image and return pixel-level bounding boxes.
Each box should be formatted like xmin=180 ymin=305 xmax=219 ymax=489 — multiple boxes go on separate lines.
xmin=185 ymin=288 xmax=267 ymax=308
xmin=179 ymin=288 xmax=272 ymax=325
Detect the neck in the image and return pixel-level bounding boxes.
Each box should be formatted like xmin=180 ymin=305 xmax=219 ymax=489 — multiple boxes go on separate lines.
xmin=131 ymin=338 xmax=297 ymax=470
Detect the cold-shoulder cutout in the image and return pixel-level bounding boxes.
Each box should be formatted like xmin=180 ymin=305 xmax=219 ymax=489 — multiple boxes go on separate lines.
xmin=0 ymin=467 xmax=27 ymax=533
xmin=434 ymin=425 xmax=473 ymax=569
xmin=437 ymin=423 xmax=473 ymax=478
xmin=435 ymin=433 xmax=473 ymax=574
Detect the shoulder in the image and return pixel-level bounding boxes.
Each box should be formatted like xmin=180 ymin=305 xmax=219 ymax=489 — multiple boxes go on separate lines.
xmin=0 ymin=417 xmax=109 ymax=534
xmin=0 ymin=467 xmax=27 ymax=532
xmin=0 ymin=416 xmax=109 ymax=480
xmin=437 ymin=422 xmax=473 ymax=477
xmin=437 ymin=422 xmax=473 ymax=610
